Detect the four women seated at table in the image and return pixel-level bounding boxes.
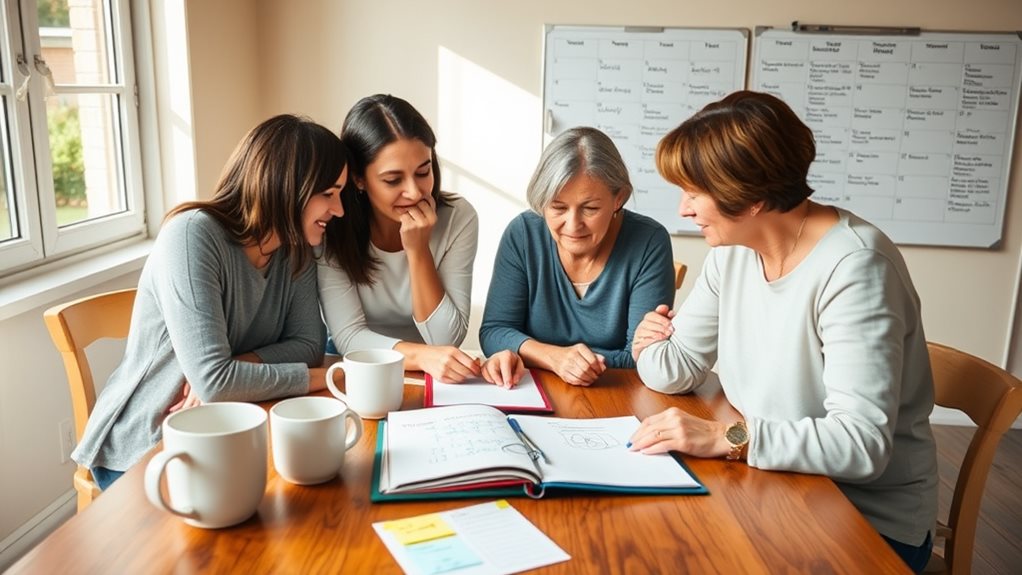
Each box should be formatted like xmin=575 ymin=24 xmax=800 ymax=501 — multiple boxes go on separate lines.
xmin=79 ymin=90 xmax=938 ymax=573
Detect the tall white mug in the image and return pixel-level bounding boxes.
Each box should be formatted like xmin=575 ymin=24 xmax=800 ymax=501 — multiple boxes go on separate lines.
xmin=326 ymin=349 xmax=404 ymax=419
xmin=270 ymin=396 xmax=363 ymax=485
xmin=144 ymin=402 xmax=267 ymax=529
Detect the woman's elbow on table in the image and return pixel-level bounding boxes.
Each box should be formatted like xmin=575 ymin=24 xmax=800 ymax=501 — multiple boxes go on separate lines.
xmin=636 ymin=341 xmax=699 ymax=395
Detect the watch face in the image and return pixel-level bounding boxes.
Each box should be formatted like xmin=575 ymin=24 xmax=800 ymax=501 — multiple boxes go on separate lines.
xmin=726 ymin=422 xmax=748 ymax=445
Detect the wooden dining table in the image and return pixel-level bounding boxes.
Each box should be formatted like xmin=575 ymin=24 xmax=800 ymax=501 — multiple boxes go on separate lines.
xmin=9 ymin=369 xmax=909 ymax=574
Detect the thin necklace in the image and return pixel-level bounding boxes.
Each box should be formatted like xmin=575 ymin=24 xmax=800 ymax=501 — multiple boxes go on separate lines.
xmin=777 ymin=202 xmax=810 ymax=278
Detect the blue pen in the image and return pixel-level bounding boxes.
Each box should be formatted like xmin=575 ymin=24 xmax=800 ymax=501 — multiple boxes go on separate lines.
xmin=508 ymin=418 xmax=549 ymax=464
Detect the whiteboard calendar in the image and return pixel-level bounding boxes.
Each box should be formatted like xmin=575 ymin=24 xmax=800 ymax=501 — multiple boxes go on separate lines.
xmin=543 ymin=25 xmax=749 ymax=235
xmin=752 ymin=28 xmax=1022 ymax=248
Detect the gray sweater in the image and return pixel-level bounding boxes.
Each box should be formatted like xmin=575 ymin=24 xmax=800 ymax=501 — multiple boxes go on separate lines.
xmin=72 ymin=210 xmax=323 ymax=471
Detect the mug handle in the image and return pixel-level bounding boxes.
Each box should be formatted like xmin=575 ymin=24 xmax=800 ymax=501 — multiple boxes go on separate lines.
xmin=325 ymin=362 xmax=348 ymax=403
xmin=144 ymin=450 xmax=199 ymax=520
xmin=342 ymin=409 xmax=363 ymax=450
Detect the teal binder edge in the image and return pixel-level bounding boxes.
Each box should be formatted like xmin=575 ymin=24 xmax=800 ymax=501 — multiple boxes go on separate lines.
xmin=371 ymin=421 xmax=709 ymax=501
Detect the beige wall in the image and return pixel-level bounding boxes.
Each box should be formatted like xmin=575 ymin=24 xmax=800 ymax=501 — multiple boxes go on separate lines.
xmin=4 ymin=0 xmax=1021 ymax=563
xmin=186 ymin=0 xmax=262 ymax=199
xmin=241 ymin=0 xmax=1022 ymax=366
xmin=0 ymin=271 xmax=139 ymax=565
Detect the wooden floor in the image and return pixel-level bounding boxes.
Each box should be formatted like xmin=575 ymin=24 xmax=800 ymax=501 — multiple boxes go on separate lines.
xmin=933 ymin=425 xmax=1022 ymax=575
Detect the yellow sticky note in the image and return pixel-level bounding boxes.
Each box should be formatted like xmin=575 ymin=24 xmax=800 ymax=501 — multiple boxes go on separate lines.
xmin=382 ymin=513 xmax=456 ymax=546
xmin=494 ymin=499 xmax=510 ymax=509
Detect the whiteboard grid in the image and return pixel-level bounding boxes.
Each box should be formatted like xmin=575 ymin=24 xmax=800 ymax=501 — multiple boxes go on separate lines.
xmin=543 ymin=25 xmax=749 ymax=235
xmin=751 ymin=28 xmax=1022 ymax=248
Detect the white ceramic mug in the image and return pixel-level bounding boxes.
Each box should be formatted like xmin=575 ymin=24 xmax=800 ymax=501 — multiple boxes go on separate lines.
xmin=325 ymin=349 xmax=404 ymax=419
xmin=144 ymin=402 xmax=267 ymax=529
xmin=270 ymin=396 xmax=363 ymax=485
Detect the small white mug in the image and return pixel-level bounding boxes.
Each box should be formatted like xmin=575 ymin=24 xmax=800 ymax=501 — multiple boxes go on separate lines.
xmin=144 ymin=402 xmax=267 ymax=529
xmin=326 ymin=349 xmax=404 ymax=419
xmin=270 ymin=396 xmax=363 ymax=485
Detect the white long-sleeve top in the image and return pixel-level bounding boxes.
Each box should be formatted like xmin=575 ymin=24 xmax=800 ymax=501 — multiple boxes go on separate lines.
xmin=637 ymin=207 xmax=937 ymax=545
xmin=318 ymin=195 xmax=478 ymax=354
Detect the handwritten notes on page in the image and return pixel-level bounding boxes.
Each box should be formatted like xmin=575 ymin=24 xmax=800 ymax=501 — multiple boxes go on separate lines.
xmin=381 ymin=405 xmax=539 ymax=494
xmin=515 ymin=414 xmax=703 ymax=489
xmin=374 ymin=500 xmax=570 ymax=575
xmin=379 ymin=405 xmax=706 ymax=496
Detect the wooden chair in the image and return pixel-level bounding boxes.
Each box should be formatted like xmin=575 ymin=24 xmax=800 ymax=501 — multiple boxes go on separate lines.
xmin=673 ymin=261 xmax=687 ymax=291
xmin=925 ymin=341 xmax=1022 ymax=575
xmin=44 ymin=288 xmax=137 ymax=512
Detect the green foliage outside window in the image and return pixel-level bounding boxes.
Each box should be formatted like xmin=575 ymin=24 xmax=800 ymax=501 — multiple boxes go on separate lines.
xmin=38 ymin=0 xmax=70 ymax=27
xmin=49 ymin=105 xmax=85 ymax=205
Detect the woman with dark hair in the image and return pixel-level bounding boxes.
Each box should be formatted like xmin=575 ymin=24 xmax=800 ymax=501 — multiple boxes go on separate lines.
xmin=628 ymin=91 xmax=937 ymax=573
xmin=72 ymin=114 xmax=350 ymax=490
xmin=480 ymin=127 xmax=675 ymax=386
xmin=319 ymin=94 xmax=523 ymax=386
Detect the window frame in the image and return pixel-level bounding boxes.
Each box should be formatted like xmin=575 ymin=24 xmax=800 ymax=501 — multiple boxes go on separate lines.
xmin=0 ymin=0 xmax=145 ymax=276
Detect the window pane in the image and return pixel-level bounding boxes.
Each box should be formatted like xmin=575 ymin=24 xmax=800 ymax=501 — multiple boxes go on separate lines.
xmin=39 ymin=0 xmax=113 ymax=86
xmin=1 ymin=101 xmax=15 ymax=242
xmin=48 ymin=93 xmax=126 ymax=227
xmin=0 ymin=183 xmax=11 ymax=242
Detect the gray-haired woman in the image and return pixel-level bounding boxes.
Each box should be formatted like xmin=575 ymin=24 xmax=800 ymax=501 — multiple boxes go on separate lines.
xmin=480 ymin=127 xmax=675 ymax=386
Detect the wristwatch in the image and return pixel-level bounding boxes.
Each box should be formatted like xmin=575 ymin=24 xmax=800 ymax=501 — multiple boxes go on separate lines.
xmin=724 ymin=420 xmax=749 ymax=461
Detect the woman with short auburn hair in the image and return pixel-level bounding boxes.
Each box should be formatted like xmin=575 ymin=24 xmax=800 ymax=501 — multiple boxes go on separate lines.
xmin=630 ymin=91 xmax=937 ymax=573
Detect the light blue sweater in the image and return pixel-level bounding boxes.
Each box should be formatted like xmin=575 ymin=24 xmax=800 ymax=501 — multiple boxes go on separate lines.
xmin=480 ymin=210 xmax=674 ymax=368
xmin=72 ymin=210 xmax=324 ymax=471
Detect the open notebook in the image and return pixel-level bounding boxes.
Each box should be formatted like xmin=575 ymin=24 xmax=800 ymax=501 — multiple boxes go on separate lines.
xmin=372 ymin=404 xmax=707 ymax=502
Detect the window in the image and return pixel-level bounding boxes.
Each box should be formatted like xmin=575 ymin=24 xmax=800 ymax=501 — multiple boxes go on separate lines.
xmin=0 ymin=0 xmax=143 ymax=275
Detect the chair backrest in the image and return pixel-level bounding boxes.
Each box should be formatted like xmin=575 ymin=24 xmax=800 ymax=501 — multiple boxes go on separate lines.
xmin=927 ymin=341 xmax=1022 ymax=574
xmin=673 ymin=261 xmax=687 ymax=291
xmin=44 ymin=288 xmax=137 ymax=443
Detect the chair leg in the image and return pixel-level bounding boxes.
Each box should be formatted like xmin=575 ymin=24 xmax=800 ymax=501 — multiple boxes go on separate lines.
xmin=74 ymin=467 xmax=99 ymax=513
xmin=76 ymin=486 xmax=92 ymax=513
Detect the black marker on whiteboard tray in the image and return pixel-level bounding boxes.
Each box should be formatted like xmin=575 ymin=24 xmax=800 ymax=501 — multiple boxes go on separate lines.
xmin=791 ymin=21 xmax=921 ymax=36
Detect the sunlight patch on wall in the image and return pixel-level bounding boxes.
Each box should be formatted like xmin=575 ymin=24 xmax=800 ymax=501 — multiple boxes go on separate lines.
xmin=436 ymin=46 xmax=544 ymax=349
xmin=436 ymin=45 xmax=541 ymax=197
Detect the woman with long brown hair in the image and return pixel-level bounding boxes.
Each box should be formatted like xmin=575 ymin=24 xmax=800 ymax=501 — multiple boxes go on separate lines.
xmin=319 ymin=94 xmax=523 ymax=386
xmin=73 ymin=114 xmax=350 ymax=490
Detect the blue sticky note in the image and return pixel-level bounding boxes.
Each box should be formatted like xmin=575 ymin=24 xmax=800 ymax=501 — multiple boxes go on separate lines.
xmin=405 ymin=535 xmax=483 ymax=575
